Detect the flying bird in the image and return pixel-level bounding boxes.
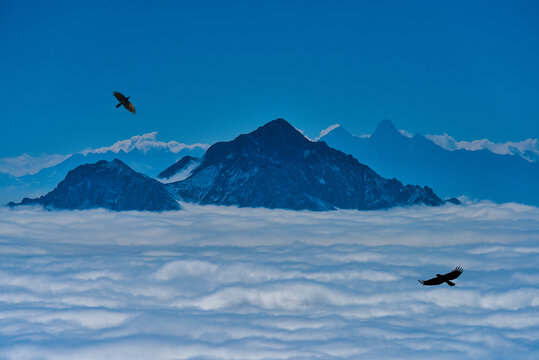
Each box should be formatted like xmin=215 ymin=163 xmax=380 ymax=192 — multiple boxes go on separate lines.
xmin=419 ymin=266 xmax=463 ymax=286
xmin=113 ymin=91 xmax=136 ymax=114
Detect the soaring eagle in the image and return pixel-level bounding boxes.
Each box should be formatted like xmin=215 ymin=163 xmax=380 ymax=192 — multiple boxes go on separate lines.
xmin=419 ymin=266 xmax=463 ymax=286
xmin=113 ymin=91 xmax=136 ymax=114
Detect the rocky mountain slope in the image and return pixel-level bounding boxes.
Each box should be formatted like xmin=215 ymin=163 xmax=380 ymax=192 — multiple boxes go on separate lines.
xmin=11 ymin=159 xmax=180 ymax=211
xmin=170 ymin=119 xmax=444 ymax=210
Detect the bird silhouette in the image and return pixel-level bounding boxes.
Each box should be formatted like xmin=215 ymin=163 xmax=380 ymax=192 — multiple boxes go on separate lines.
xmin=419 ymin=266 xmax=463 ymax=286
xmin=113 ymin=91 xmax=136 ymax=114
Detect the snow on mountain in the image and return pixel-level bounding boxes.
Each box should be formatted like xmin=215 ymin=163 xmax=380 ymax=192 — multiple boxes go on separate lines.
xmin=81 ymin=132 xmax=208 ymax=155
xmin=314 ymin=124 xmax=342 ymax=141
xmin=398 ymin=129 xmax=413 ymax=138
xmin=426 ymin=133 xmax=539 ymax=162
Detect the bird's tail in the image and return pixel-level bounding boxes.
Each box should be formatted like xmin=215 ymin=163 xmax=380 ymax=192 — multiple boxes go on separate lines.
xmin=418 ymin=280 xmax=425 ymax=285
xmin=116 ymin=103 xmax=122 ymax=108
xmin=446 ymin=280 xmax=455 ymax=286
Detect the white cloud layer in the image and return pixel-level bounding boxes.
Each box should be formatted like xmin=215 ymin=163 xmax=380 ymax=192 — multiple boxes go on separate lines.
xmin=0 ymin=153 xmax=72 ymax=177
xmin=0 ymin=201 xmax=538 ymax=359
xmin=426 ymin=133 xmax=539 ymax=162
xmin=81 ymin=132 xmax=209 ymax=155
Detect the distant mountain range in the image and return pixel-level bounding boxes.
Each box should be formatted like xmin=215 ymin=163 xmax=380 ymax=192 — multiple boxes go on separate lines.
xmin=319 ymin=120 xmax=539 ymax=206
xmin=11 ymin=119 xmax=452 ymax=211
xmin=0 ymin=133 xmax=207 ymax=205
xmin=425 ymin=133 xmax=539 ymax=163
xmin=9 ymin=118 xmax=535 ymax=211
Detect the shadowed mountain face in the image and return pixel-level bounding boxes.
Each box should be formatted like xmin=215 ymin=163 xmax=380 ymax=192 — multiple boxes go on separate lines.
xmin=170 ymin=119 xmax=443 ymax=210
xmin=12 ymin=159 xmax=180 ymax=211
xmin=319 ymin=120 xmax=539 ymax=205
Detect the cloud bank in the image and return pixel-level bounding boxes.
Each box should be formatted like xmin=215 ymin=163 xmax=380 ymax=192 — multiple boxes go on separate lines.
xmin=0 ymin=201 xmax=538 ymax=359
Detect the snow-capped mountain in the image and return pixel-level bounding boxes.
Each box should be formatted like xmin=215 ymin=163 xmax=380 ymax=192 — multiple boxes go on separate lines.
xmin=11 ymin=159 xmax=180 ymax=211
xmin=170 ymin=118 xmax=445 ymax=210
xmin=318 ymin=120 xmax=539 ymax=206
xmin=425 ymin=133 xmax=539 ymax=162
xmin=11 ymin=119 xmax=454 ymax=212
xmin=0 ymin=133 xmax=207 ymax=205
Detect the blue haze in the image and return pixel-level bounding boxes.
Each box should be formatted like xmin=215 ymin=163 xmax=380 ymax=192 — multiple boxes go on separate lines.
xmin=1 ymin=0 xmax=538 ymax=158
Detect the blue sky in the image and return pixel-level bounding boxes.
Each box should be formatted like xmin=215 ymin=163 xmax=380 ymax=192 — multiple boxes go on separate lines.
xmin=1 ymin=0 xmax=538 ymax=157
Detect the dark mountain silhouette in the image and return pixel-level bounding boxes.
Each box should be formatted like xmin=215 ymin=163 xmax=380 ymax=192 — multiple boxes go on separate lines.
xmin=319 ymin=120 xmax=539 ymax=205
xmin=169 ymin=118 xmax=444 ymax=210
xmin=10 ymin=159 xmax=180 ymax=211
xmin=158 ymin=156 xmax=200 ymax=180
xmin=419 ymin=266 xmax=463 ymax=286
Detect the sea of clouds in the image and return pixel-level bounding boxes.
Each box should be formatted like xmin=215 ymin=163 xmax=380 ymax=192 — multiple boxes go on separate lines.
xmin=0 ymin=201 xmax=538 ymax=359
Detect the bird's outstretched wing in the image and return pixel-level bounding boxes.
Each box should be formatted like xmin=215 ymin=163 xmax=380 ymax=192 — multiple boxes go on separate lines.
xmin=418 ymin=277 xmax=445 ymax=286
xmin=124 ymin=101 xmax=136 ymax=114
xmin=113 ymin=91 xmax=126 ymax=102
xmin=444 ymin=266 xmax=463 ymax=280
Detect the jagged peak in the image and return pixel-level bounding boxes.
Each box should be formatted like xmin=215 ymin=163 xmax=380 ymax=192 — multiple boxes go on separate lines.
xmin=73 ymin=159 xmax=134 ymax=175
xmin=256 ymin=118 xmax=296 ymax=133
xmin=103 ymin=158 xmax=130 ymax=169
xmin=247 ymin=118 xmax=308 ymax=143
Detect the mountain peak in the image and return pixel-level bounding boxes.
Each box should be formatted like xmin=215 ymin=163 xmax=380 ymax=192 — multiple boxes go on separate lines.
xmin=172 ymin=119 xmax=443 ymax=210
xmin=102 ymin=158 xmax=126 ymax=167
xmin=242 ymin=118 xmax=309 ymax=147
xmin=374 ymin=119 xmax=398 ymax=135
xmin=252 ymin=118 xmax=300 ymax=136
xmin=13 ymin=159 xmax=180 ymax=211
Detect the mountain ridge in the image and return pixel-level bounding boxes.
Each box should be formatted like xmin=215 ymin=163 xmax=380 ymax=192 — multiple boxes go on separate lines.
xmin=0 ymin=137 xmax=207 ymax=205
xmin=10 ymin=119 xmax=459 ymax=212
xmin=319 ymin=120 xmax=539 ymax=205
xmin=170 ymin=118 xmax=445 ymax=211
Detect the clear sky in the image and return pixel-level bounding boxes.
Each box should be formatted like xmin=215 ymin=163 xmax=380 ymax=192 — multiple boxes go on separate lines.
xmin=1 ymin=0 xmax=538 ymax=157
